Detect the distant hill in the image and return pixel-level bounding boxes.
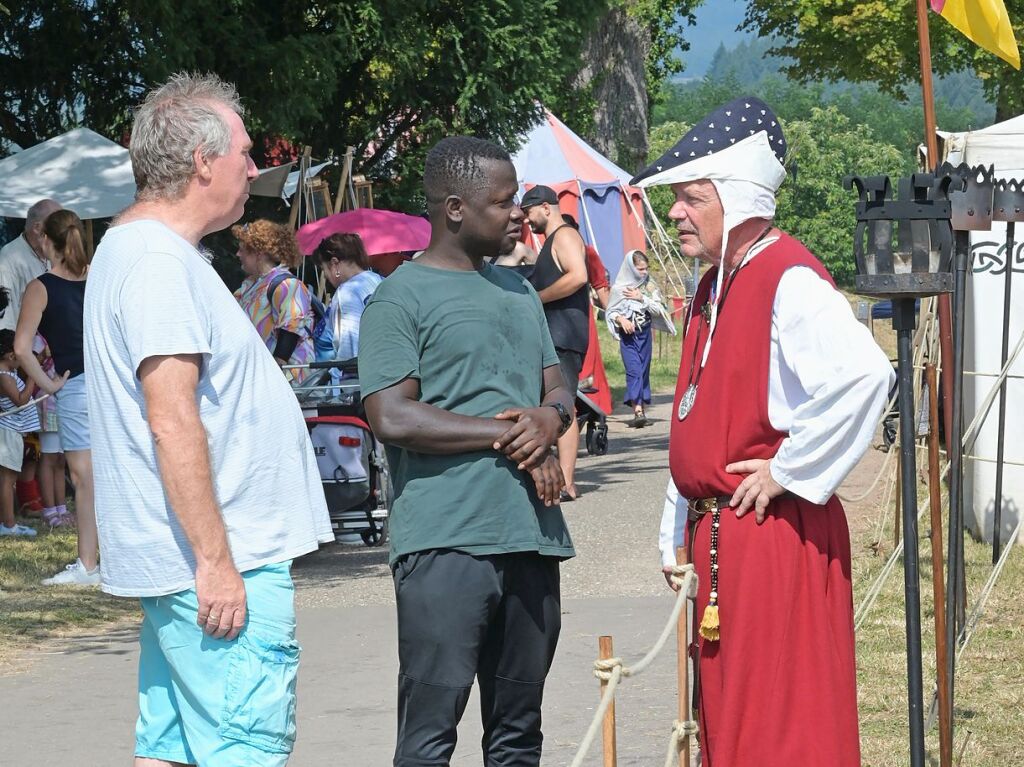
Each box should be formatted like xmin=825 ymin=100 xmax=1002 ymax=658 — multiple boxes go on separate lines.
xmin=674 ymin=7 xmax=994 ymax=128
xmin=675 ymin=0 xmax=751 ymax=80
xmin=698 ymin=35 xmax=995 ymax=129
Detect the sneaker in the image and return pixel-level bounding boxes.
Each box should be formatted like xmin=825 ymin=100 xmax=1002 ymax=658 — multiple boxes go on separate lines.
xmin=41 ymin=559 xmax=101 ymax=586
xmin=54 ymin=511 xmax=76 ymax=528
xmin=0 ymin=523 xmax=38 ymax=537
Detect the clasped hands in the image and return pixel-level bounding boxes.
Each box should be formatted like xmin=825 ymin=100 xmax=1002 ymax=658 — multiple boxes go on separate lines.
xmin=492 ymin=407 xmax=565 ymax=506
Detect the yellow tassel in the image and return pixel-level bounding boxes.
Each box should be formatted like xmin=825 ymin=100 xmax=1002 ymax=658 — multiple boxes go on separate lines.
xmin=699 ymin=604 xmax=720 ymax=641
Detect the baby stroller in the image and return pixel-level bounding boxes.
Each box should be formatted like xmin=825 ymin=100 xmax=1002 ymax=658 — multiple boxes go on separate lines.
xmin=290 ymin=359 xmax=391 ymax=546
xmin=576 ymin=390 xmax=608 ymax=456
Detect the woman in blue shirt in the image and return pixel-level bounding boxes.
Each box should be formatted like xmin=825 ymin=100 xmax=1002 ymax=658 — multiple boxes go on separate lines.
xmin=313 ymin=233 xmax=383 ymax=362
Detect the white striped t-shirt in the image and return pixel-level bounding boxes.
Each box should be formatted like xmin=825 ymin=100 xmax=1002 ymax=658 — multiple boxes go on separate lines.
xmin=84 ymin=220 xmax=333 ymax=597
xmin=0 ymin=370 xmax=41 ymax=433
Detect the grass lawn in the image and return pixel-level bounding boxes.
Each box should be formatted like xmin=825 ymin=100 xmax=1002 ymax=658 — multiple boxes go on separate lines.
xmin=852 ymin=489 xmax=1024 ymax=767
xmin=0 ymin=522 xmax=139 ymax=665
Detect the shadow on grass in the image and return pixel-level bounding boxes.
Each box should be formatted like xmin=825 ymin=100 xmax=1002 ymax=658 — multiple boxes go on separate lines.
xmin=0 ymin=526 xmax=140 ymax=654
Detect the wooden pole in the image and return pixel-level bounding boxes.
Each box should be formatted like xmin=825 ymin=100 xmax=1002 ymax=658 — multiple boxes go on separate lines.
xmin=675 ymin=545 xmax=691 ymax=767
xmin=927 ymin=363 xmax=953 ymax=767
xmin=915 ymin=0 xmax=956 ymax=454
xmin=288 ymin=146 xmax=312 ymax=231
xmin=598 ymin=635 xmax=618 ymax=767
xmin=333 ymin=146 xmax=355 ymax=213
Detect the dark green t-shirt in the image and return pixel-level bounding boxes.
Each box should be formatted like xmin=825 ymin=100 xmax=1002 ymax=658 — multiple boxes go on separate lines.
xmin=358 ymin=260 xmax=575 ymax=565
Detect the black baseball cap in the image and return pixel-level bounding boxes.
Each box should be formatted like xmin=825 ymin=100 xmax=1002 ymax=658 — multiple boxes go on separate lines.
xmin=520 ymin=185 xmax=559 ymax=209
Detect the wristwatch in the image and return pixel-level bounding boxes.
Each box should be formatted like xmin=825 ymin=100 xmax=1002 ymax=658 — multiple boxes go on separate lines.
xmin=547 ymin=402 xmax=573 ymax=436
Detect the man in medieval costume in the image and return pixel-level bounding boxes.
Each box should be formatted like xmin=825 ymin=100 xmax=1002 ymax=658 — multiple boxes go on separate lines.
xmin=644 ymin=96 xmax=894 ymax=766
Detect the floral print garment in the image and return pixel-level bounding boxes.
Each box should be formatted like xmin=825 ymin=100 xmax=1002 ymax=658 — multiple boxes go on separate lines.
xmin=233 ymin=266 xmax=315 ymax=383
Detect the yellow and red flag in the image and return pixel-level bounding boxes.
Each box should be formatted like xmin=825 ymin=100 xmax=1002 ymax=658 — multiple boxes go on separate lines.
xmin=931 ymin=0 xmax=1020 ymax=69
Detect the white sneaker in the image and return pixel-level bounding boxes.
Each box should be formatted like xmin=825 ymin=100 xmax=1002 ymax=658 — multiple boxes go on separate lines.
xmin=41 ymin=559 xmax=101 ymax=586
xmin=0 ymin=523 xmax=37 ymax=537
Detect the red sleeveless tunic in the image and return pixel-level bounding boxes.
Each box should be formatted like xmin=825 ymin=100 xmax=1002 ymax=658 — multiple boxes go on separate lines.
xmin=671 ymin=234 xmax=860 ymax=767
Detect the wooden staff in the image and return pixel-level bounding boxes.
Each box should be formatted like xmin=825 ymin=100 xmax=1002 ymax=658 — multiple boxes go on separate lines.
xmin=675 ymin=545 xmax=691 ymax=766
xmin=927 ymin=363 xmax=953 ymax=767
xmin=598 ymin=635 xmax=617 ymax=767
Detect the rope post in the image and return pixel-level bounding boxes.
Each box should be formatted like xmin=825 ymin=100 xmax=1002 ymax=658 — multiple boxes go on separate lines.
xmin=927 ymin=364 xmax=953 ymax=767
xmin=675 ymin=546 xmax=691 ymax=767
xmin=598 ymin=636 xmax=618 ymax=767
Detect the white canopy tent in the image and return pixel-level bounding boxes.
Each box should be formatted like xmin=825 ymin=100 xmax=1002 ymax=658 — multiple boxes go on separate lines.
xmin=0 ymin=128 xmax=136 ymax=219
xmin=0 ymin=128 xmax=318 ymax=221
xmin=937 ymin=114 xmax=1024 ymax=546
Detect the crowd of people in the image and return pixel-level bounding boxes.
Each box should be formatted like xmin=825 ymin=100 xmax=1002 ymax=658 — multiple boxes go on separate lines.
xmin=0 ymin=72 xmax=897 ymax=767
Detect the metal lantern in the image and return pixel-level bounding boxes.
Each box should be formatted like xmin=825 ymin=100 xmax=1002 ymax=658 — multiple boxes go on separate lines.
xmin=845 ymin=169 xmax=960 ymax=767
xmin=844 ymin=172 xmax=955 ymax=298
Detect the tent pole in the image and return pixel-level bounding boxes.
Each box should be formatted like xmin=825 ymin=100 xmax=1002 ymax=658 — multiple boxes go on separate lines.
xmin=289 ymin=147 xmax=312 ymax=231
xmin=637 ymin=191 xmax=690 ymax=296
xmin=334 ymin=147 xmax=354 ymax=213
xmin=575 ymin=179 xmax=603 ymax=259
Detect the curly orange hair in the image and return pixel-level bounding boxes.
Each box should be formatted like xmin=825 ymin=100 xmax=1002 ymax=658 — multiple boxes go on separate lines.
xmin=231 ymin=219 xmax=303 ymax=269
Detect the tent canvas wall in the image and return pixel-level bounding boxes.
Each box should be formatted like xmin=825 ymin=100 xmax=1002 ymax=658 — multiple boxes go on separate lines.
xmin=0 ymin=128 xmax=136 ymax=219
xmin=938 ymin=113 xmax=1024 ymax=545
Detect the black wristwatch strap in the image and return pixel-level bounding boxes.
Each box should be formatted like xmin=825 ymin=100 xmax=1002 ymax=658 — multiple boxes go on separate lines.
xmin=548 ymin=402 xmax=573 ymax=435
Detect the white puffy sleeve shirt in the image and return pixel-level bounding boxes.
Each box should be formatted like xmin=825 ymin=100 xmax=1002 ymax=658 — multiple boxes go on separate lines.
xmin=658 ymin=263 xmax=895 ymax=567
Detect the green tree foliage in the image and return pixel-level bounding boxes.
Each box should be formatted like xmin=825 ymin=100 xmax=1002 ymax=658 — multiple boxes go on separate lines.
xmin=777 ymin=106 xmax=908 ymax=286
xmin=0 ymin=0 xmax=610 ymax=204
xmin=628 ymin=0 xmax=704 ymax=103
xmin=742 ymin=0 xmax=1024 ymax=121
xmin=655 ymin=73 xmax=986 ymax=161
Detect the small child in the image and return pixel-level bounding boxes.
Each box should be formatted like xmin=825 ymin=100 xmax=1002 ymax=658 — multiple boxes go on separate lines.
xmin=0 ymin=329 xmax=42 ymax=537
xmin=33 ymin=334 xmax=71 ymax=527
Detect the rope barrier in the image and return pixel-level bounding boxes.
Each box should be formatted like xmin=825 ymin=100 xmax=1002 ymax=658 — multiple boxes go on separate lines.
xmin=568 ymin=564 xmax=698 ymax=767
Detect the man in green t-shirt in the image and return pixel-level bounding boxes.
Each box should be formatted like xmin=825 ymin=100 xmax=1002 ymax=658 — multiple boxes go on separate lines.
xmin=359 ymin=136 xmax=576 ymax=766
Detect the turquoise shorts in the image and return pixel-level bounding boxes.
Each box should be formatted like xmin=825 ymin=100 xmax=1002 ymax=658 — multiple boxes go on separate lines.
xmin=135 ymin=561 xmax=299 ymax=766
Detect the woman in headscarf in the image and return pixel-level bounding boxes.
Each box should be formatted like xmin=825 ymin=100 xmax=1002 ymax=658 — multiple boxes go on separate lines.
xmin=606 ymin=250 xmax=674 ymax=427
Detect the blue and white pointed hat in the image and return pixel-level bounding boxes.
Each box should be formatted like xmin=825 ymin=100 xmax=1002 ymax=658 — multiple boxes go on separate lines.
xmin=631 ymin=96 xmax=787 ymax=191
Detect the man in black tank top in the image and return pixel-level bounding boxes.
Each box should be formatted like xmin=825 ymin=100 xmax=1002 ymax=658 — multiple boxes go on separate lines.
xmin=522 ymin=185 xmax=590 ymax=501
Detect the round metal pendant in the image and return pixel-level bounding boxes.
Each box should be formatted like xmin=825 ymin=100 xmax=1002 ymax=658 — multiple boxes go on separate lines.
xmin=678 ymin=384 xmax=697 ymax=420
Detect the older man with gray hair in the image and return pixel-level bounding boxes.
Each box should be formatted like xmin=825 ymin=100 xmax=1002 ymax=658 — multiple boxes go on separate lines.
xmin=646 ymin=96 xmax=893 ymax=766
xmin=0 ymin=198 xmax=62 ymax=332
xmin=84 ymin=73 xmax=332 ymax=766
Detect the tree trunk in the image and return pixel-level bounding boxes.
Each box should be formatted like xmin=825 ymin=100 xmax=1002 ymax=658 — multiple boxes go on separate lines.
xmin=576 ymin=6 xmax=650 ymax=175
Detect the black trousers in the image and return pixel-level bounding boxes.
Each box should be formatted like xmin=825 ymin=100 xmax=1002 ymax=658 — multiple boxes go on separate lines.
xmin=392 ymin=549 xmax=562 ymax=767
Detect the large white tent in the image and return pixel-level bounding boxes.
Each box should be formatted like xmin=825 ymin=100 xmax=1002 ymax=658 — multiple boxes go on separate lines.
xmin=0 ymin=128 xmax=318 ymax=222
xmin=0 ymin=128 xmax=136 ymax=219
xmin=938 ymin=114 xmax=1024 ymax=545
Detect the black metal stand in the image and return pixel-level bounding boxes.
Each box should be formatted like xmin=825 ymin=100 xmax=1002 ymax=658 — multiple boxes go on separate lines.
xmin=944 ymin=229 xmax=970 ymax=742
xmin=894 ymin=299 xmax=927 ymax=767
xmin=992 ymin=221 xmax=1015 ymax=562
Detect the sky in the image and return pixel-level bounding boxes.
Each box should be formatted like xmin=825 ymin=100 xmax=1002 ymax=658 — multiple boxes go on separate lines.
xmin=676 ymin=0 xmax=751 ymax=79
